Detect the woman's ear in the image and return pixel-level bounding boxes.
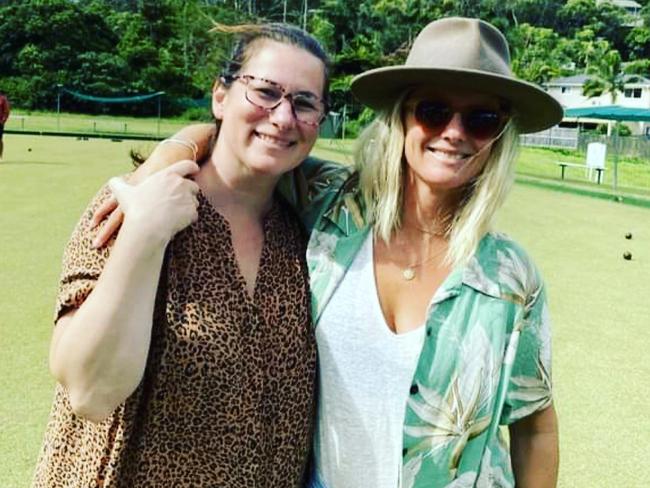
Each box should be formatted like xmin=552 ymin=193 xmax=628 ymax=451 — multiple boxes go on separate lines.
xmin=212 ymin=81 xmax=227 ymax=120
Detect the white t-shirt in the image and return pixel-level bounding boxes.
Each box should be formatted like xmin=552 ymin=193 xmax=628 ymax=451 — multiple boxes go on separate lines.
xmin=314 ymin=234 xmax=425 ymax=488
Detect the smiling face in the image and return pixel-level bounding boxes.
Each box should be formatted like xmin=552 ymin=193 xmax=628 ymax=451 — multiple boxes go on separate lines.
xmin=212 ymin=40 xmax=326 ymax=179
xmin=403 ymin=87 xmax=504 ymax=194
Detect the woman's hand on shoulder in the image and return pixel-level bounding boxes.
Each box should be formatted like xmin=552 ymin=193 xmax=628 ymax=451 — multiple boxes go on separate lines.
xmin=92 ymin=125 xmax=214 ymax=247
xmin=108 ymin=159 xmax=200 ymax=246
xmin=91 ymin=156 xmax=183 ymax=247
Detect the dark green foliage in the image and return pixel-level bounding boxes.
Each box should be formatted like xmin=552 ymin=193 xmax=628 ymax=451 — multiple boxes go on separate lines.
xmin=1 ymin=0 xmax=649 ymax=122
xmin=596 ymin=122 xmax=632 ymax=136
xmin=0 ymin=0 xmax=236 ymax=115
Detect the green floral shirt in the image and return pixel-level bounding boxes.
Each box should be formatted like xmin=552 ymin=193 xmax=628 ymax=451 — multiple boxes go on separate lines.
xmin=279 ymin=157 xmax=553 ymax=488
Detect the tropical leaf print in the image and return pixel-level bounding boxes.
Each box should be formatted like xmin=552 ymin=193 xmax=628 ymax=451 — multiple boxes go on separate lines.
xmin=507 ymin=356 xmax=552 ymax=419
xmin=306 ymin=230 xmax=346 ymax=318
xmin=402 ymin=454 xmax=424 ymax=488
xmin=495 ymin=247 xmax=539 ymax=306
xmin=404 ymin=327 xmax=499 ymax=476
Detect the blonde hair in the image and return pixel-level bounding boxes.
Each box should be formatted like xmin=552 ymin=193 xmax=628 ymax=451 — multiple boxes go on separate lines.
xmin=354 ymin=98 xmax=520 ymax=267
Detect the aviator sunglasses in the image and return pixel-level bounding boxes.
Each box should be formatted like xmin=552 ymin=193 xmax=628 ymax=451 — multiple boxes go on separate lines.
xmin=413 ymin=100 xmax=509 ymax=140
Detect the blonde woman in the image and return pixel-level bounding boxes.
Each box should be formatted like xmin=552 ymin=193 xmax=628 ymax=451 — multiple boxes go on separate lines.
xmin=95 ymin=18 xmax=561 ymax=488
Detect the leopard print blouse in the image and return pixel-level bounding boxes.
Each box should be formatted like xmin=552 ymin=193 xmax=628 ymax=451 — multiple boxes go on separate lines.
xmin=32 ymin=187 xmax=317 ymax=487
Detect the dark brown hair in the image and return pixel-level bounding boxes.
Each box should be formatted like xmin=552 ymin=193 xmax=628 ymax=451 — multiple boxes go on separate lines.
xmin=214 ymin=22 xmax=330 ymax=106
xmin=133 ymin=22 xmax=330 ymax=166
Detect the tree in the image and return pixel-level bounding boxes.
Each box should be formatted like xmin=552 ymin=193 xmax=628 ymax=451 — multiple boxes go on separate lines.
xmin=548 ymin=28 xmax=613 ymax=75
xmin=0 ymin=0 xmax=119 ymax=108
xmin=626 ymin=25 xmax=650 ymax=60
xmin=582 ymin=49 xmax=627 ymax=103
xmin=509 ymin=24 xmax=564 ymax=84
xmin=557 ymin=0 xmax=629 ymax=54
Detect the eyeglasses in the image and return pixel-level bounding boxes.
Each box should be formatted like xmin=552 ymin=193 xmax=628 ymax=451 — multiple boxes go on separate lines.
xmin=225 ymin=74 xmax=327 ymax=127
xmin=413 ymin=100 xmax=508 ymax=140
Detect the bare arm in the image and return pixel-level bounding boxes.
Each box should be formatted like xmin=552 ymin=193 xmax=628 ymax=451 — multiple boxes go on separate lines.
xmin=50 ymin=161 xmax=199 ymax=423
xmin=509 ymin=403 xmax=559 ymax=488
xmin=133 ymin=124 xmax=215 ymax=174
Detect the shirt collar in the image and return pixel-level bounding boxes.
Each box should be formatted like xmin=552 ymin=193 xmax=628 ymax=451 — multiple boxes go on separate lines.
xmin=431 ymin=233 xmax=504 ymax=304
xmin=319 ymin=174 xmax=367 ymax=236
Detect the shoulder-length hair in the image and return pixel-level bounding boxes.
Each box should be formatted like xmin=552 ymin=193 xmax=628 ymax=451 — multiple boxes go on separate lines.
xmin=354 ymin=95 xmax=520 ymax=267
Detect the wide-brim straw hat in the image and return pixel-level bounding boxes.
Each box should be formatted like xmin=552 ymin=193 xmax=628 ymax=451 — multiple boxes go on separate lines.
xmin=350 ymin=17 xmax=563 ymax=134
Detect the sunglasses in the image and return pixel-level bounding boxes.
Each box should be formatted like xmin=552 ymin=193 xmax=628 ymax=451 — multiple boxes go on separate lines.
xmin=413 ymin=100 xmax=508 ymax=140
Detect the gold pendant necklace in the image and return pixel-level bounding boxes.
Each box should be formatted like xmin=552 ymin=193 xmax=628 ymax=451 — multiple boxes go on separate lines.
xmin=392 ymin=224 xmax=448 ymax=281
xmin=401 ymin=248 xmax=446 ymax=281
xmin=402 ymin=268 xmax=417 ymax=281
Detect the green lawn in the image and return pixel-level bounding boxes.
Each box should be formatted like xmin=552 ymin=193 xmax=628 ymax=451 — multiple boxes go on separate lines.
xmin=1 ymin=134 xmax=649 ymax=486
xmin=517 ymin=146 xmax=650 ymax=198
xmin=316 ymin=138 xmax=650 ymax=199
xmin=7 ymin=109 xmax=192 ymax=137
xmin=7 ymin=110 xmax=650 ymax=197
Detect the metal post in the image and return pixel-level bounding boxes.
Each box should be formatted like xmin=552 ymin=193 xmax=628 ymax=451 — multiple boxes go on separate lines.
xmin=613 ymin=129 xmax=619 ymax=193
xmin=157 ymin=94 xmax=163 ymax=137
xmin=342 ymin=104 xmax=347 ymax=140
xmin=56 ymin=84 xmax=63 ymax=131
xmin=303 ymin=0 xmax=308 ymax=30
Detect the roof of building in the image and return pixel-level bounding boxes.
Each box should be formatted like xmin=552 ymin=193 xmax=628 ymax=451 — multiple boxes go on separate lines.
xmin=598 ymin=0 xmax=642 ymax=9
xmin=611 ymin=0 xmax=642 ymax=9
xmin=547 ymin=75 xmax=591 ymax=86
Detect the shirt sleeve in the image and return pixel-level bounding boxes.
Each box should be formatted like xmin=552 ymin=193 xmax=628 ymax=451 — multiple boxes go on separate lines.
xmin=276 ymin=157 xmax=353 ymax=230
xmin=53 ymin=185 xmax=115 ymax=324
xmin=500 ymin=273 xmax=553 ymax=425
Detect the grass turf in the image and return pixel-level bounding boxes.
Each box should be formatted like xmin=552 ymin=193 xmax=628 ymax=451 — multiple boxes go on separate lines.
xmin=1 ymin=134 xmax=649 ymax=486
xmin=7 ymin=110 xmax=192 ymax=137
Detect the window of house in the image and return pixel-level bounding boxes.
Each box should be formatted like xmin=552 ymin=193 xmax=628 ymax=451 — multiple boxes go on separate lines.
xmin=561 ymin=87 xmax=569 ymax=93
xmin=624 ymin=88 xmax=642 ymax=98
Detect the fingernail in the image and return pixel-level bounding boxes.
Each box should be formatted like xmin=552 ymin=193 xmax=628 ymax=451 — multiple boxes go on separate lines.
xmin=91 ymin=238 xmax=99 ymax=248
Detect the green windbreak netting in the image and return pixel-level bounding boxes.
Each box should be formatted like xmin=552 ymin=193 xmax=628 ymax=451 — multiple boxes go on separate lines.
xmin=62 ymin=88 xmax=165 ymax=104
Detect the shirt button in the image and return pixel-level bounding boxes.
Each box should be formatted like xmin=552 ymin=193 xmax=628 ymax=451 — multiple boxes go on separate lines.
xmin=409 ymin=384 xmax=419 ymax=395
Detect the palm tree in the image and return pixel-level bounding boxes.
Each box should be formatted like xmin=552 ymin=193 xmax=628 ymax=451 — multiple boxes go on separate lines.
xmin=581 ymin=48 xmax=640 ymax=191
xmin=582 ymin=49 xmax=626 ymax=104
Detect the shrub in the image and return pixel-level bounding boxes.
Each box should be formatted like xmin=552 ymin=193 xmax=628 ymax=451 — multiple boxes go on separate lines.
xmin=180 ymin=106 xmax=213 ymax=122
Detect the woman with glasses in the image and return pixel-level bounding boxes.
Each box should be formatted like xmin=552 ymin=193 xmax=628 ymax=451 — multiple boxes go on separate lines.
xmin=33 ymin=23 xmax=328 ymax=487
xmin=93 ymin=17 xmax=561 ymax=488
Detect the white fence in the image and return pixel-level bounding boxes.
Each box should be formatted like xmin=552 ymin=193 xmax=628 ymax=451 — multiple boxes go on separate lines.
xmin=520 ymin=127 xmax=578 ymax=149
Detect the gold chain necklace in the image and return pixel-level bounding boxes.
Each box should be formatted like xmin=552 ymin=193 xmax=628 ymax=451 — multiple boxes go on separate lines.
xmin=401 ymin=245 xmax=447 ymax=281
xmin=397 ymin=224 xmax=448 ymax=280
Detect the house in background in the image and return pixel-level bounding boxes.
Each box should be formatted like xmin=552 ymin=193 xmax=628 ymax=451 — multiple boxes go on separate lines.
xmin=546 ymin=74 xmax=650 ymax=108
xmin=597 ymin=0 xmax=643 ymax=26
xmin=545 ymin=74 xmax=650 ymax=134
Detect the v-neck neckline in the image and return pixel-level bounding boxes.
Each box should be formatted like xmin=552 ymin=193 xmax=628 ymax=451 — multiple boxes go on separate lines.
xmin=196 ymin=191 xmax=279 ymax=304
